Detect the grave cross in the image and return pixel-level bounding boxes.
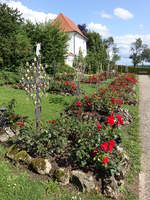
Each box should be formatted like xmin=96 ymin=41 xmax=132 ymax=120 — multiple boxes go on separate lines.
xmin=21 ymin=43 xmax=49 ymax=135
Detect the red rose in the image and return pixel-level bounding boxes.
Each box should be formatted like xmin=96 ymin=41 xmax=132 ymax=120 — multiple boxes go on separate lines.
xmin=103 ymin=157 xmax=109 ymax=164
xmin=119 ymin=99 xmax=123 ymax=105
xmin=108 ymin=140 xmax=115 ymax=152
xmin=100 ymin=142 xmax=108 ymax=152
xmin=84 ymin=95 xmax=89 ymax=99
xmin=97 ymin=122 xmax=102 ymax=129
xmin=111 ymin=98 xmax=115 ymax=104
xmin=116 ymin=115 xmax=123 ymax=125
xmin=17 ymin=120 xmax=24 ymax=127
xmin=51 ymin=120 xmax=56 ymax=125
xmin=64 ymin=81 xmax=71 ymax=86
xmin=108 ymin=145 xmax=113 ymax=153
xmin=76 ymin=101 xmax=82 ymax=107
xmin=107 ymin=115 xmax=115 ymax=126
xmin=72 ymin=83 xmax=76 ymax=89
xmin=109 ymin=139 xmax=115 ymax=148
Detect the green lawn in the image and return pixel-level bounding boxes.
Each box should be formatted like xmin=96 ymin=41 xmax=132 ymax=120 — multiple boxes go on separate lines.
xmin=0 ymin=83 xmax=100 ymax=122
xmin=0 ymin=144 xmax=108 ymax=200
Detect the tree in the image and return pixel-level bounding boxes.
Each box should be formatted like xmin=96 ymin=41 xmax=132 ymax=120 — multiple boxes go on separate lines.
xmin=73 ymin=48 xmax=85 ymax=95
xmin=110 ymin=46 xmax=120 ymax=67
xmin=0 ymin=3 xmax=32 ymax=71
xmin=24 ymin=21 xmax=69 ymax=72
xmin=41 ymin=22 xmax=68 ymax=68
xmin=78 ymin=24 xmax=88 ymax=36
xmin=104 ymin=37 xmax=120 ymax=70
xmin=104 ymin=37 xmax=114 ymax=49
xmin=86 ymin=31 xmax=108 ymax=73
xmin=141 ymin=46 xmax=150 ymax=64
xmin=129 ymin=38 xmax=144 ymax=67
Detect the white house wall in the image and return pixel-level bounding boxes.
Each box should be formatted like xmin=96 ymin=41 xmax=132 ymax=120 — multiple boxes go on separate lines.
xmin=74 ymin=33 xmax=87 ymax=57
xmin=66 ymin=32 xmax=87 ymax=66
xmin=67 ymin=32 xmax=74 ymax=54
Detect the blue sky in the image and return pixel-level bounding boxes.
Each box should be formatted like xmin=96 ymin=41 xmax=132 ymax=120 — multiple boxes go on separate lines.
xmin=20 ymin=0 xmax=150 ymax=36
xmin=2 ymin=0 xmax=150 ymax=65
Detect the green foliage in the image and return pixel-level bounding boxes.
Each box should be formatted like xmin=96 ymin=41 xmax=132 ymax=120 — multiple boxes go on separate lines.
xmin=0 ymin=4 xmax=68 ymax=72
xmin=25 ymin=21 xmax=69 ymax=70
xmin=0 ymin=71 xmax=20 ymax=86
xmin=124 ymin=67 xmax=150 ymax=75
xmin=142 ymin=47 xmax=150 ymax=63
xmin=129 ymin=38 xmax=145 ymax=67
xmin=0 ymin=99 xmax=22 ymax=127
xmin=56 ymin=64 xmax=75 ymax=74
xmin=86 ymin=32 xmax=108 ymax=73
xmin=0 ymin=3 xmax=32 ymax=71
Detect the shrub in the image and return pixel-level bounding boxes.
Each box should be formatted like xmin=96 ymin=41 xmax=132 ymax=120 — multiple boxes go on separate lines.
xmin=0 ymin=71 xmax=20 ymax=86
xmin=10 ymin=73 xmax=137 ymax=178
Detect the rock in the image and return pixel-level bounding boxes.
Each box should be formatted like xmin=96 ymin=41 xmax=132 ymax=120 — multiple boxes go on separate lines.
xmin=14 ymin=150 xmax=32 ymax=165
xmin=115 ymin=146 xmax=129 ymax=181
xmin=0 ymin=133 xmax=9 ymax=142
xmin=70 ymin=170 xmax=95 ymax=192
xmin=54 ymin=168 xmax=70 ymax=185
xmin=31 ymin=158 xmax=52 ymax=175
xmin=103 ymin=176 xmax=119 ymax=199
xmin=0 ymin=127 xmax=17 ymax=142
xmin=119 ymin=108 xmax=132 ymax=125
xmin=6 ymin=144 xmax=19 ymax=160
xmin=5 ymin=127 xmax=15 ymax=138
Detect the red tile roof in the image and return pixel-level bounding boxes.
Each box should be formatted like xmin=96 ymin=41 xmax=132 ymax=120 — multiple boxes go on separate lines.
xmin=54 ymin=13 xmax=86 ymax=38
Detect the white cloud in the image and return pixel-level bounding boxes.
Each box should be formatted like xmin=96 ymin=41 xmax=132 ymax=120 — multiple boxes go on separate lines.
xmin=100 ymin=10 xmax=112 ymax=19
xmin=87 ymin=22 xmax=110 ymax=37
xmin=4 ymin=1 xmax=57 ymax=23
xmin=114 ymin=8 xmax=133 ymax=20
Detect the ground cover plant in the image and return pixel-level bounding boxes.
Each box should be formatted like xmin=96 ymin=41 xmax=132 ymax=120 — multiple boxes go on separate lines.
xmin=0 ymin=73 xmax=138 ymax=199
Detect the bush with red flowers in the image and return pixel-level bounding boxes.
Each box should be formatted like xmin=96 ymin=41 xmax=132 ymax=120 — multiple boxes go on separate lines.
xmin=47 ymin=80 xmax=78 ymax=95
xmin=0 ymin=99 xmax=26 ymax=129
xmin=81 ymin=71 xmax=117 ymax=84
xmin=8 ymin=73 xmax=137 ymax=192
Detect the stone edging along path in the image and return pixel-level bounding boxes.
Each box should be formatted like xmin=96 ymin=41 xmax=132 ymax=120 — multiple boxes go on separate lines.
xmin=139 ymin=75 xmax=150 ymax=200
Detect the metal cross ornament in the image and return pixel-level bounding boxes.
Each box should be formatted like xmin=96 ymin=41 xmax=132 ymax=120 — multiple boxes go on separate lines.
xmin=21 ymin=43 xmax=49 ymax=135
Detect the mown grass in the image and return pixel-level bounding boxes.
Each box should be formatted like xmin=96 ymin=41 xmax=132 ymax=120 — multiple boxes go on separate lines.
xmin=0 ymin=82 xmax=104 ymax=122
xmin=120 ymin=84 xmax=141 ymax=200
xmin=0 ymin=144 xmax=108 ymax=200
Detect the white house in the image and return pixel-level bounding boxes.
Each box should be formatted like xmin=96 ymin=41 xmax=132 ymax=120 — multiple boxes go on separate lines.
xmin=54 ymin=13 xmax=87 ymax=67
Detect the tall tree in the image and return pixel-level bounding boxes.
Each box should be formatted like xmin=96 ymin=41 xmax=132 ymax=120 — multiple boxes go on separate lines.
xmin=86 ymin=31 xmax=108 ymax=73
xmin=24 ymin=21 xmax=69 ymax=72
xmin=141 ymin=46 xmax=150 ymax=64
xmin=104 ymin=37 xmax=120 ymax=70
xmin=129 ymin=38 xmax=144 ymax=67
xmin=0 ymin=3 xmax=31 ymax=71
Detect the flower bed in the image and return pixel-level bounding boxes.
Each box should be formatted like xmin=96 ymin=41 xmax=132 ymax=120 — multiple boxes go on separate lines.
xmin=47 ymin=80 xmax=78 ymax=96
xmin=3 ymin=73 xmax=138 ymax=199
xmin=81 ymin=71 xmax=117 ymax=84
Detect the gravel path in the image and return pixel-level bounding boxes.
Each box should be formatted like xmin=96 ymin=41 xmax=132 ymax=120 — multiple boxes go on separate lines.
xmin=139 ymin=75 xmax=150 ymax=200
